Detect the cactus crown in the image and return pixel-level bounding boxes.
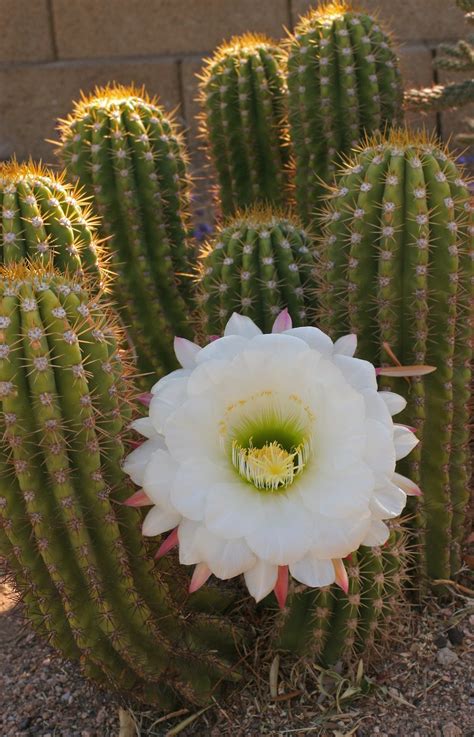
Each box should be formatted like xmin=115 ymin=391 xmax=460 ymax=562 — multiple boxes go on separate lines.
xmin=61 ymin=82 xmax=164 ymax=116
xmin=0 ymin=159 xmax=103 ymax=283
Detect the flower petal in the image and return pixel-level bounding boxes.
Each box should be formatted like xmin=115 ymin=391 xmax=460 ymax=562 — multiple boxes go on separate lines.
xmin=122 ymin=436 xmax=165 ymax=486
xmin=370 ymin=481 xmax=407 ymax=519
xmin=130 ymin=416 xmax=157 ymax=439
xmin=142 ymin=450 xmax=178 ymax=506
xmin=393 ymin=426 xmax=419 ymax=460
xmin=244 ymin=495 xmax=313 ymax=565
xmin=195 ymin=335 xmax=248 ymax=365
xmin=224 ymin=312 xmax=262 ymax=338
xmin=334 ymin=354 xmax=377 ymax=391
xmin=290 ymin=554 xmax=336 ymax=588
xmin=205 ymin=482 xmax=263 ymax=539
xmin=272 ymin=308 xmax=293 ymax=333
xmin=333 ymin=558 xmax=349 ymax=593
xmin=178 ymin=520 xmax=202 ymax=565
xmin=189 ymin=563 xmax=212 ymax=593
xmin=171 ymin=459 xmax=228 ymax=521
xmin=244 ymin=560 xmax=278 ymax=602
xmin=379 ymin=391 xmax=407 ymax=416
xmin=361 ymin=519 xmax=390 ymax=546
xmin=283 ymin=326 xmax=333 ymax=355
xmin=194 ymin=529 xmax=256 ymax=579
xmin=174 ymin=337 xmax=201 ymax=368
xmin=393 ymin=472 xmax=422 ymax=496
xmin=274 ymin=565 xmax=289 ymax=608
xmin=142 ymin=506 xmax=181 ymax=536
xmin=333 ymin=334 xmax=357 ymax=357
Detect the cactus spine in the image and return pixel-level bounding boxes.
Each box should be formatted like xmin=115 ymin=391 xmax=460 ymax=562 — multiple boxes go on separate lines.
xmin=318 ymin=131 xmax=473 ymax=580
xmin=277 ymin=529 xmax=408 ymax=663
xmin=57 ymin=85 xmax=195 ymax=379
xmin=0 ymin=265 xmax=246 ymax=706
xmin=0 ymin=161 xmax=101 ymax=282
xmin=198 ymin=35 xmax=290 ymax=216
xmin=197 ymin=208 xmax=317 ymax=338
xmin=287 ymin=1 xmax=403 ymax=223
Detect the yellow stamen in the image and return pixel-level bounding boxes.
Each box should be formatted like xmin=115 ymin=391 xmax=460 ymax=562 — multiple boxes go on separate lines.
xmin=232 ymin=440 xmax=309 ymax=491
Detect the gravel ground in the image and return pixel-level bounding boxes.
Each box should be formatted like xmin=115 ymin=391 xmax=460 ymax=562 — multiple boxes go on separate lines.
xmin=1 ymin=579 xmax=473 ymax=737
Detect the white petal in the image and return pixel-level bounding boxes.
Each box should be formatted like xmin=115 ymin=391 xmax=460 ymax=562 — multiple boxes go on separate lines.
xmin=142 ymin=449 xmax=178 ymax=506
xmin=150 ymin=368 xmax=191 ymax=394
xmin=392 ymin=471 xmax=421 ymax=496
xmin=224 ymin=313 xmax=262 ymax=338
xmin=174 ymin=337 xmax=201 ymax=368
xmin=122 ymin=436 xmax=165 ymax=486
xmin=142 ymin=506 xmax=181 ymax=536
xmin=393 ymin=426 xmax=419 ymax=460
xmin=149 ymin=378 xmax=188 ymax=434
xmin=195 ymin=529 xmax=256 ymax=579
xmin=370 ymin=481 xmax=407 ymax=519
xmin=247 ymin=332 xmax=311 ymax=357
xmin=297 ymin=462 xmax=374 ymax=518
xmin=362 ymin=389 xmax=392 ymax=425
xmin=379 ymin=391 xmax=407 ymax=416
xmin=130 ymin=416 xmax=157 ymax=438
xmin=333 ymin=333 xmax=357 ymax=357
xmin=245 ymin=495 xmax=313 ymax=565
xmin=171 ymin=459 xmax=228 ymax=521
xmin=290 ymin=554 xmax=336 ymax=588
xmin=364 ymin=418 xmax=396 ymax=481
xmin=334 ymin=354 xmax=377 ymax=391
xmin=195 ymin=335 xmax=248 ymax=364
xmin=361 ymin=519 xmax=390 ymax=546
xmin=244 ymin=560 xmax=278 ymax=602
xmin=205 ymin=482 xmax=263 ymax=539
xmin=283 ymin=326 xmax=333 ymax=355
xmin=178 ymin=519 xmax=202 ymax=564
xmin=310 ymin=514 xmax=371 ymax=558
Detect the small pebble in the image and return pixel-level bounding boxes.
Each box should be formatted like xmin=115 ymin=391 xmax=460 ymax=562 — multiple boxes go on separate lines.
xmin=434 ymin=633 xmax=448 ymax=648
xmin=442 ymin=723 xmax=462 ymax=737
xmin=437 ymin=647 xmax=459 ymax=666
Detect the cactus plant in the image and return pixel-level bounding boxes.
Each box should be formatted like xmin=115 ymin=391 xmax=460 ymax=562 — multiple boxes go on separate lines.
xmin=317 ymin=130 xmax=473 ymax=581
xmin=277 ymin=529 xmax=409 ymax=663
xmin=196 ymin=207 xmax=317 ymax=338
xmin=0 ymin=264 xmax=248 ymax=707
xmin=57 ymin=84 xmax=195 ymax=379
xmin=287 ymin=1 xmax=403 ymax=224
xmin=198 ymin=34 xmax=290 ymax=216
xmin=0 ymin=160 xmax=101 ymax=282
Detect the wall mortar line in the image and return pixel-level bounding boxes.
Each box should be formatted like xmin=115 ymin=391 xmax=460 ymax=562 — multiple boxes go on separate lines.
xmin=45 ymin=0 xmax=59 ymax=61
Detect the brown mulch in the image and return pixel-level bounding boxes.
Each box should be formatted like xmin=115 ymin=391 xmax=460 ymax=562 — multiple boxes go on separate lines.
xmin=0 ymin=580 xmax=473 ymax=737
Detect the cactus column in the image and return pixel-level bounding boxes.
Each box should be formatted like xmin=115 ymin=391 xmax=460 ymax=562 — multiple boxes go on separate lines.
xmin=57 ymin=84 xmax=196 ymax=380
xmin=0 ymin=264 xmax=245 ymax=706
xmin=0 ymin=161 xmax=101 ymax=281
xmin=318 ymin=131 xmax=473 ymax=580
xmin=198 ymin=35 xmax=289 ymax=216
xmin=287 ymin=1 xmax=403 ymax=224
xmin=197 ymin=207 xmax=317 ymax=337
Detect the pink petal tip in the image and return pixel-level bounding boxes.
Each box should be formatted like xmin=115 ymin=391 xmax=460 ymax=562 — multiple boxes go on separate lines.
xmin=333 ymin=558 xmax=349 ymax=594
xmin=136 ymin=392 xmax=152 ymax=407
xmin=208 ymin=335 xmax=221 ymax=343
xmin=189 ymin=562 xmax=212 ymax=593
xmin=154 ymin=527 xmax=179 ymax=559
xmin=124 ymin=489 xmax=152 ymax=507
xmin=274 ymin=565 xmax=289 ymax=609
xmin=272 ymin=308 xmax=293 ymax=334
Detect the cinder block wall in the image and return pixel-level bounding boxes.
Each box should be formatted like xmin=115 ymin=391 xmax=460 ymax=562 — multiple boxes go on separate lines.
xmin=1 ymin=0 xmax=471 ymax=168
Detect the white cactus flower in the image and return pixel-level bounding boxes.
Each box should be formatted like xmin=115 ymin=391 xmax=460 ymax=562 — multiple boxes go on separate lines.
xmin=124 ymin=311 xmax=425 ymax=606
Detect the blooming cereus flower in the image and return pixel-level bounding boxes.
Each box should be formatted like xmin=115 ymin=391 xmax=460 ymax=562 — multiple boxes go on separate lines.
xmin=123 ymin=310 xmax=425 ymax=606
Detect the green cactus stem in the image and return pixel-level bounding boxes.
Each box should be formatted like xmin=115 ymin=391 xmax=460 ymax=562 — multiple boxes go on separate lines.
xmin=198 ymin=34 xmax=290 ymax=216
xmin=317 ymin=130 xmax=473 ymax=581
xmin=57 ymin=84 xmax=196 ymax=380
xmin=277 ymin=528 xmax=409 ymax=665
xmin=0 ymin=264 xmax=247 ymax=707
xmin=0 ymin=160 xmax=101 ymax=282
xmin=287 ymin=1 xmax=403 ymax=224
xmin=196 ymin=207 xmax=318 ymax=338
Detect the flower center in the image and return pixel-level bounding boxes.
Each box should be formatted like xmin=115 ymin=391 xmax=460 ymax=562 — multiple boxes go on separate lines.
xmin=220 ymin=390 xmax=315 ymax=493
xmin=232 ymin=439 xmax=310 ymax=491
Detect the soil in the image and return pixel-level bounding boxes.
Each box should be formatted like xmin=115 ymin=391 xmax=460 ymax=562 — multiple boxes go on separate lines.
xmin=1 ymin=580 xmax=473 ymax=737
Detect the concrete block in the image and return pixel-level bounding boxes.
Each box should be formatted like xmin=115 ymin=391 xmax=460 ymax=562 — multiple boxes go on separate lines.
xmin=0 ymin=0 xmax=54 ymax=62
xmin=51 ymin=0 xmax=290 ymax=59
xmin=0 ymin=59 xmax=180 ymax=162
